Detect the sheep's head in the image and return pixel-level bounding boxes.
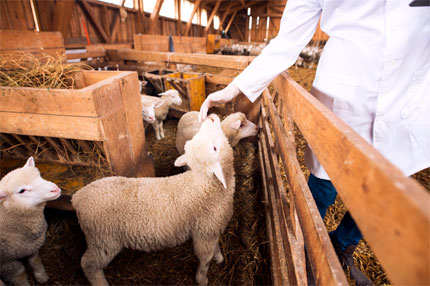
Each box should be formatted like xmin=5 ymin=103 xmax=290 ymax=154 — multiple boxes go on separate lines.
xmin=0 ymin=157 xmax=61 ymax=209
xmin=141 ymin=97 xmax=164 ymax=123
xmin=159 ymin=89 xmax=182 ymax=106
xmin=221 ymin=112 xmax=258 ymax=146
xmin=175 ymin=114 xmax=230 ymax=189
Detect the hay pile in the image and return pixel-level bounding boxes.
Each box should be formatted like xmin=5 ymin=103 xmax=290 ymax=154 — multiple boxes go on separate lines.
xmin=0 ymin=52 xmax=92 ymax=89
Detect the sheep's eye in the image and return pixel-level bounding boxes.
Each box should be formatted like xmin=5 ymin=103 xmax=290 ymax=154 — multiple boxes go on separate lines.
xmin=213 ymin=146 xmax=217 ymax=152
xmin=18 ymin=189 xmax=26 ymax=194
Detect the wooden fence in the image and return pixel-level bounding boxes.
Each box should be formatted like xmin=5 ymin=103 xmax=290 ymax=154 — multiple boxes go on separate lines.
xmin=260 ymin=72 xmax=430 ymax=285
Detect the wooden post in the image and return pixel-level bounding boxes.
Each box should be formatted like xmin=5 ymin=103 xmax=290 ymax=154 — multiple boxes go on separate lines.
xmin=78 ymin=0 xmax=110 ymax=43
xmin=148 ymin=0 xmax=164 ymax=35
xmin=205 ymin=0 xmax=222 ymax=35
xmin=225 ymin=9 xmax=237 ymax=34
xmin=216 ymin=1 xmax=232 ymax=34
xmin=184 ymin=0 xmax=201 ymax=36
xmin=175 ymin=0 xmax=181 ymax=35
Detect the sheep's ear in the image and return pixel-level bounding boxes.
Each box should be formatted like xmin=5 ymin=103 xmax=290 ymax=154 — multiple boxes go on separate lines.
xmin=153 ymin=100 xmax=164 ymax=108
xmin=230 ymin=120 xmax=241 ymax=130
xmin=174 ymin=155 xmax=187 ymax=167
xmin=24 ymin=157 xmax=35 ymax=167
xmin=212 ymin=162 xmax=227 ymax=189
xmin=0 ymin=190 xmax=7 ymax=201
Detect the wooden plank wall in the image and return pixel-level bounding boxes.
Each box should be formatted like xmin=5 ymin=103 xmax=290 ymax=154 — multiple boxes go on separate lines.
xmin=0 ymin=0 xmax=205 ymax=48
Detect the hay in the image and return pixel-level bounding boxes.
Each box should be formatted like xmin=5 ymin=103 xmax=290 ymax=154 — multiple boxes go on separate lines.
xmin=0 ymin=118 xmax=269 ymax=285
xmin=0 ymin=51 xmax=92 ymax=89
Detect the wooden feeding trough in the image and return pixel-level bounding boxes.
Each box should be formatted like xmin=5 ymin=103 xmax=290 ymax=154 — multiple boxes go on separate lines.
xmin=144 ymin=69 xmax=206 ymax=113
xmin=164 ymin=71 xmax=206 ymax=112
xmin=0 ymin=71 xmax=154 ymax=180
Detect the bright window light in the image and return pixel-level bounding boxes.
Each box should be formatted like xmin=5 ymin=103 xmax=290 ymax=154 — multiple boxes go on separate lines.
xmin=247 ymin=7 xmax=251 ymax=16
xmin=213 ymin=15 xmax=220 ymax=30
xmin=181 ymin=0 xmax=197 ymax=24
xmin=160 ymin=0 xmax=175 ymax=18
xmin=201 ymin=9 xmax=208 ymax=27
xmin=249 ymin=16 xmax=252 ymax=29
xmin=143 ymin=0 xmax=157 ymax=13
xmin=98 ymin=0 xmax=134 ymax=8
xmin=256 ymin=16 xmax=259 ymax=26
xmin=265 ymin=17 xmax=270 ymax=40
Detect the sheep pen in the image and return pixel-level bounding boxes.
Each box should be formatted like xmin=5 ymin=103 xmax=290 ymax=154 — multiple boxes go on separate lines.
xmin=0 ymin=65 xmax=428 ymax=286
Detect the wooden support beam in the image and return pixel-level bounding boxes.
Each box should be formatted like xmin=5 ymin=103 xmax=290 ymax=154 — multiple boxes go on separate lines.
xmin=51 ymin=0 xmax=75 ymax=39
xmin=240 ymin=0 xmax=246 ymax=8
xmin=149 ymin=0 xmax=164 ymax=34
xmin=205 ymin=0 xmax=222 ymax=33
xmin=78 ymin=0 xmax=110 ymax=43
xmin=184 ymin=0 xmax=201 ymax=36
xmin=175 ymin=0 xmax=181 ymax=35
xmin=224 ymin=9 xmax=237 ymax=34
xmin=216 ymin=1 xmax=232 ymax=34
xmin=233 ymin=21 xmax=245 ymax=41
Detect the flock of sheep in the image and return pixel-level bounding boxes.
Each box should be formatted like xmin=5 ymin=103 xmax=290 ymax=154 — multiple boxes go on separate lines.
xmin=0 ymin=85 xmax=258 ymax=286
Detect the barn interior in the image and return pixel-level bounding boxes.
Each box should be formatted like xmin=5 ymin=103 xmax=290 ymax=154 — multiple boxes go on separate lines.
xmin=0 ymin=1 xmax=429 ymax=286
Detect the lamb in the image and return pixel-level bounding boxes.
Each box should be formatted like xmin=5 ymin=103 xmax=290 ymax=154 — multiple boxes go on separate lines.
xmin=0 ymin=157 xmax=61 ymax=286
xmin=176 ymin=111 xmax=258 ymax=155
xmin=72 ymin=114 xmax=235 ymax=286
xmin=141 ymin=89 xmax=182 ymax=140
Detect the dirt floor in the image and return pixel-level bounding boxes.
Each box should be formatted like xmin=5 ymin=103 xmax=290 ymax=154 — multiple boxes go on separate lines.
xmin=0 ymin=119 xmax=270 ymax=286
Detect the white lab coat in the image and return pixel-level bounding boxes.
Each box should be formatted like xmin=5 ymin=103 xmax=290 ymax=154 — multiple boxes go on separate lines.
xmin=233 ymin=0 xmax=430 ymax=179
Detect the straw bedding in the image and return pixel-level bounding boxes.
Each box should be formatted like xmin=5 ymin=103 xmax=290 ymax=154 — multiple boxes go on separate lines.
xmin=0 ymin=119 xmax=270 ymax=285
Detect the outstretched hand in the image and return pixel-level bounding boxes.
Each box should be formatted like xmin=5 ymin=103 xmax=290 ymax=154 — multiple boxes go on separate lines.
xmin=198 ymin=83 xmax=241 ymax=122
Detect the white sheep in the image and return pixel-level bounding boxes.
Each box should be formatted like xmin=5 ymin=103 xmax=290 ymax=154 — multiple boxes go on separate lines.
xmin=176 ymin=111 xmax=258 ymax=155
xmin=0 ymin=157 xmax=61 ymax=286
xmin=72 ymin=114 xmax=235 ymax=286
xmin=141 ymin=89 xmax=182 ymax=140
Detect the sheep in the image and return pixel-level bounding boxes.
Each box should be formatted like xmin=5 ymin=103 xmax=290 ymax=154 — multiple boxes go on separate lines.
xmin=141 ymin=89 xmax=182 ymax=140
xmin=176 ymin=111 xmax=259 ymax=156
xmin=72 ymin=114 xmax=235 ymax=286
xmin=0 ymin=157 xmax=61 ymax=286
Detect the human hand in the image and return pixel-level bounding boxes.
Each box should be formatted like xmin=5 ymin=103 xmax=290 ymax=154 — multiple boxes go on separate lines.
xmin=199 ymin=83 xmax=241 ymax=122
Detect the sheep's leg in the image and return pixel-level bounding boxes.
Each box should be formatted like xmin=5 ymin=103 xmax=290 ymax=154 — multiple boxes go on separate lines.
xmin=28 ymin=250 xmax=49 ymax=283
xmin=152 ymin=121 xmax=161 ymax=140
xmin=194 ymin=238 xmax=218 ymax=286
xmin=159 ymin=120 xmax=165 ymax=138
xmin=81 ymin=245 xmax=120 ymax=286
xmin=212 ymin=242 xmax=224 ymax=264
xmin=1 ymin=260 xmax=30 ymax=286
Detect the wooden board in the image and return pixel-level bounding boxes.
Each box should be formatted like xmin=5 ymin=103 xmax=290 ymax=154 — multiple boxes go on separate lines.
xmin=0 ymin=112 xmax=103 ymax=141
xmin=134 ymin=34 xmax=207 ymax=53
xmin=272 ymin=72 xmax=430 ymax=285
xmin=0 ymin=30 xmax=65 ymax=58
xmin=107 ymin=49 xmax=253 ymax=70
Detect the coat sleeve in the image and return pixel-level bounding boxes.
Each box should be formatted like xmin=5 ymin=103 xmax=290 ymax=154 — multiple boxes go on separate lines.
xmin=233 ymin=0 xmax=322 ymax=102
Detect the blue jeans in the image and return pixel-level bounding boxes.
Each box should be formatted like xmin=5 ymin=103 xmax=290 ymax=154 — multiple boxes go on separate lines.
xmin=308 ymin=173 xmax=362 ymax=251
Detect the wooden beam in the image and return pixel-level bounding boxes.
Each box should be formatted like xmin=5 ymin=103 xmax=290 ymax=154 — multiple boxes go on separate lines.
xmin=272 ymin=72 xmax=430 ymax=285
xmin=78 ymin=0 xmax=110 ymax=43
xmin=224 ymin=9 xmax=237 ymax=33
xmin=205 ymin=0 xmax=222 ymax=33
xmin=51 ymin=0 xmax=75 ymax=39
xmin=216 ymin=0 xmax=232 ymax=34
xmin=149 ymin=0 xmax=164 ymax=34
xmin=175 ymin=0 xmax=181 ymax=35
xmin=184 ymin=0 xmax=201 ymax=36
xmin=233 ymin=21 xmax=245 ymax=41
xmin=240 ymin=0 xmax=246 ymax=8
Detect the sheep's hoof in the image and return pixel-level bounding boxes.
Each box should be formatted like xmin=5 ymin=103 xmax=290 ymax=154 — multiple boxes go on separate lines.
xmin=34 ymin=271 xmax=49 ymax=284
xmin=213 ymin=253 xmax=224 ymax=264
xmin=196 ymin=273 xmax=208 ymax=286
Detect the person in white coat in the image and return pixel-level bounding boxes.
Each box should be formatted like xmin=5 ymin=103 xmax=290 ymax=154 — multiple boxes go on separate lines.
xmin=199 ymin=0 xmax=430 ymax=284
